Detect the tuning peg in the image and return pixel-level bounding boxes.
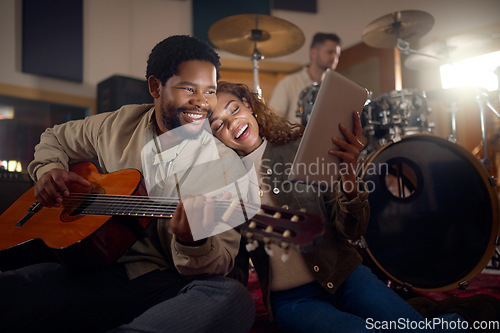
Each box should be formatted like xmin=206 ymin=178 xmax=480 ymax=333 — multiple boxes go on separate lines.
xmin=263 ymin=237 xmax=274 ymax=256
xmin=273 ymin=212 xmax=282 ymax=219
xmin=291 ymin=215 xmax=299 ymax=223
xmin=281 ymin=205 xmax=289 ymax=210
xmin=264 ymin=245 xmax=274 ymax=257
xmin=280 ymin=242 xmax=290 ymax=262
xmin=246 ymin=240 xmax=259 ymax=252
xmin=299 ymin=208 xmax=307 ymax=213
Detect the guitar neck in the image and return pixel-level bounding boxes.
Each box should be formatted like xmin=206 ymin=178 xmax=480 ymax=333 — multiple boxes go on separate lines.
xmin=55 ymin=190 xmax=323 ymax=254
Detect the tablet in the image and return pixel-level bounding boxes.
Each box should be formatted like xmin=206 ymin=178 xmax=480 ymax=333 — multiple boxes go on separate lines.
xmin=288 ymin=69 xmax=368 ymax=187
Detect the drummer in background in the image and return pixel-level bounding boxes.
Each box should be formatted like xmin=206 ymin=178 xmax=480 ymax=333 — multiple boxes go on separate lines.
xmin=269 ymin=32 xmax=342 ymax=124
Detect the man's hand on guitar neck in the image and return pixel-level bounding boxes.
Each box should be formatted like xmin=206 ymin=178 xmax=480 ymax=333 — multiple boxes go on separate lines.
xmin=171 ymin=192 xmax=232 ymax=245
xmin=34 ymin=168 xmax=91 ymax=207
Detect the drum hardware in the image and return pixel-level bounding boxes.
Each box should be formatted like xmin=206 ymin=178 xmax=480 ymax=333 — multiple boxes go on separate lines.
xmin=496 ymin=66 xmax=500 ymax=107
xmin=486 ymin=236 xmax=500 ymax=270
xmin=475 ymin=88 xmax=500 ymax=171
xmin=426 ymin=88 xmax=474 ymax=144
xmin=296 ymin=82 xmax=320 ymax=126
xmin=403 ymin=33 xmax=494 ymax=70
xmin=403 ymin=34 xmax=500 ymax=158
xmin=208 ymin=14 xmax=305 ymax=98
xmin=361 ymin=10 xmax=434 ymax=92
xmin=447 ymin=101 xmax=459 ymax=143
xmin=361 ymin=89 xmax=432 ymax=145
xmin=361 ymin=10 xmax=434 ymax=49
xmin=405 ymin=33 xmax=498 ymax=70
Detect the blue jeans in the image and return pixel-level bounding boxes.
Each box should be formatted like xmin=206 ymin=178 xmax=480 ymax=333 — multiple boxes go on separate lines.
xmin=270 ymin=265 xmax=466 ymax=333
xmin=0 ymin=262 xmax=255 ymax=333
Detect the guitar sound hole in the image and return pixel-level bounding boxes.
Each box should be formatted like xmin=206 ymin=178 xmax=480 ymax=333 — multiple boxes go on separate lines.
xmin=61 ymin=187 xmax=104 ymax=222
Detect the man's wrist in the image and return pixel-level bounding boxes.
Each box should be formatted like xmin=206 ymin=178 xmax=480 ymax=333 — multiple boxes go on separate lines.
xmin=176 ymin=238 xmax=207 ymax=247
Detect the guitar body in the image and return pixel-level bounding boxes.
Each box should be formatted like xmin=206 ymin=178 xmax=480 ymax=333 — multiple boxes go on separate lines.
xmin=0 ymin=162 xmax=150 ymax=273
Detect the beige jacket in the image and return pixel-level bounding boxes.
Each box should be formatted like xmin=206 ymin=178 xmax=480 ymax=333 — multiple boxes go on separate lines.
xmin=268 ymin=67 xmax=313 ymax=124
xmin=28 ymin=104 xmax=247 ymax=279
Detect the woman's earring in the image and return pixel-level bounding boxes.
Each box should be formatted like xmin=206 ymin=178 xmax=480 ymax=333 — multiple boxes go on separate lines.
xmin=253 ymin=113 xmax=258 ymax=119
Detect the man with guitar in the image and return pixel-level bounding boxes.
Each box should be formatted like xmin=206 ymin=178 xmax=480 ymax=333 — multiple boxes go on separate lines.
xmin=0 ymin=35 xmax=255 ymax=333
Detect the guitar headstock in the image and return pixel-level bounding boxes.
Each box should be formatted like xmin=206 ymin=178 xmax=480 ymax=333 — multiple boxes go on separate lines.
xmin=237 ymin=204 xmax=324 ymax=256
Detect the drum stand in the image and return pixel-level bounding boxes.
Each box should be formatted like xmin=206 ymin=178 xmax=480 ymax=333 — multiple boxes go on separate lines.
xmin=447 ymin=101 xmax=459 ymax=143
xmin=250 ymin=30 xmax=264 ymax=100
xmin=485 ymin=68 xmax=500 ymax=271
xmin=475 ymin=89 xmax=500 ymax=172
xmin=397 ymin=38 xmax=460 ymax=143
xmin=396 ymin=38 xmax=448 ymax=63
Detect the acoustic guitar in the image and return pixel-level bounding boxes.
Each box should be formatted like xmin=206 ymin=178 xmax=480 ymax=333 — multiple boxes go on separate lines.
xmin=0 ymin=162 xmax=324 ymax=273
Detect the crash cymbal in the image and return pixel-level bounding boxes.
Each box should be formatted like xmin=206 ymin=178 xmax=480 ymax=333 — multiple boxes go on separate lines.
xmin=362 ymin=10 xmax=434 ymax=48
xmin=208 ymin=14 xmax=305 ymax=58
xmin=405 ymin=34 xmax=493 ymax=70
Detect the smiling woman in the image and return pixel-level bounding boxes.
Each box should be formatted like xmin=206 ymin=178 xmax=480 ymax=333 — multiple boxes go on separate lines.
xmin=209 ymin=90 xmax=263 ymax=156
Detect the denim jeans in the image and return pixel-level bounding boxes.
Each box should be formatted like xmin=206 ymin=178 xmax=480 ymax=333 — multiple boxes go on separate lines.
xmin=0 ymin=262 xmax=255 ymax=333
xmin=270 ymin=265 xmax=466 ymax=333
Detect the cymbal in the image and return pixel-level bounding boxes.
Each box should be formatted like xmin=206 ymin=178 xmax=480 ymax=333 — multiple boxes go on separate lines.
xmin=405 ymin=34 xmax=493 ymax=70
xmin=362 ymin=10 xmax=434 ymax=48
xmin=208 ymin=14 xmax=305 ymax=58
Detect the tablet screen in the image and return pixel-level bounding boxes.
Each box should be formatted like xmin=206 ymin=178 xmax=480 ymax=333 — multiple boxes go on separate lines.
xmin=288 ymin=70 xmax=368 ymax=188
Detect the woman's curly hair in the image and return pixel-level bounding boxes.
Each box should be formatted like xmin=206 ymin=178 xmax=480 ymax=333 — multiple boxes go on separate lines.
xmin=216 ymin=81 xmax=304 ymax=145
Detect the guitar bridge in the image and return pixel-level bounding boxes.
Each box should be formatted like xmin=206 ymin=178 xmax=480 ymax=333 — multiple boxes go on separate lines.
xmin=15 ymin=202 xmax=43 ymax=227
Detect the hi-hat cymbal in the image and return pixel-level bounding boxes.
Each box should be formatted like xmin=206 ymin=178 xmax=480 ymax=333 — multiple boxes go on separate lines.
xmin=362 ymin=10 xmax=434 ymax=48
xmin=208 ymin=14 xmax=305 ymax=58
xmin=404 ymin=34 xmax=493 ymax=70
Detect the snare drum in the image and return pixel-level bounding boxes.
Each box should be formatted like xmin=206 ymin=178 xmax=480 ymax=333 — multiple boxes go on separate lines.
xmin=362 ymin=89 xmax=431 ymax=143
xmin=360 ymin=134 xmax=499 ymax=292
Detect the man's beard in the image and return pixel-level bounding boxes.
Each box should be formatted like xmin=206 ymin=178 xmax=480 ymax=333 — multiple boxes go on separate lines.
xmin=161 ymin=104 xmax=209 ymax=140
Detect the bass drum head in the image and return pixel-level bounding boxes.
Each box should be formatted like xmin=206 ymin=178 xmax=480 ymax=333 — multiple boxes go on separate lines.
xmin=361 ymin=134 xmax=499 ymax=292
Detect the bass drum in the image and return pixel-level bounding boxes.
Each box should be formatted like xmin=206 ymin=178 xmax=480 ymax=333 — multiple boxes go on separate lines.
xmin=360 ymin=134 xmax=499 ymax=292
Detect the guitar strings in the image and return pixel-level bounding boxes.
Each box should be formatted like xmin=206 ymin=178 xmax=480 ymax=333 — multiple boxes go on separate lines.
xmin=60 ymin=193 xmax=262 ymax=218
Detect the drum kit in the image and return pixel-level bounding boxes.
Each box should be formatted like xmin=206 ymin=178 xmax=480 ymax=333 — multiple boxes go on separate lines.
xmin=355 ymin=10 xmax=500 ymax=292
xmin=208 ymin=11 xmax=500 ymax=293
